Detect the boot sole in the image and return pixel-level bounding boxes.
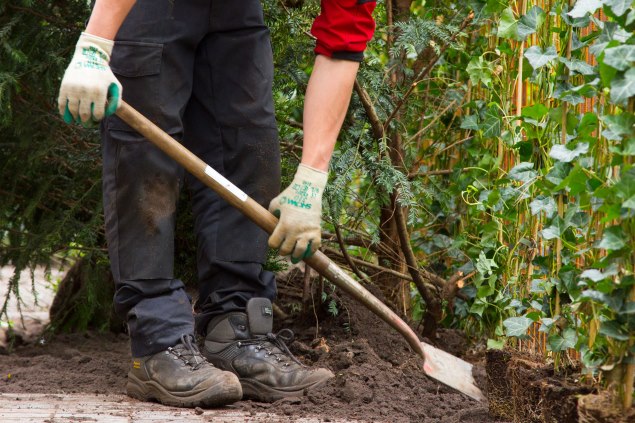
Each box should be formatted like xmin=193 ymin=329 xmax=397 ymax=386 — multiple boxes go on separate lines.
xmin=240 ymin=376 xmax=331 ymax=403
xmin=126 ymin=373 xmax=242 ymax=408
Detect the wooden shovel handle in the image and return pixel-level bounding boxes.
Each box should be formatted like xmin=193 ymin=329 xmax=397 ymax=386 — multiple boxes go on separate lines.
xmin=115 ymin=100 xmax=426 ymax=359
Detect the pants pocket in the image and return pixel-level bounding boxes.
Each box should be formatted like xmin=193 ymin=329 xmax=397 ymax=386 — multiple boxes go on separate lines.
xmin=107 ymin=41 xmax=163 ymax=132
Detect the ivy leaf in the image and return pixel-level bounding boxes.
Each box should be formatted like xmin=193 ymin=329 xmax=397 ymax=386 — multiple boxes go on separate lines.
xmin=484 ymin=0 xmax=509 ymax=15
xmin=568 ymin=0 xmax=606 ymax=18
xmin=623 ymin=195 xmax=635 ymax=209
xmin=610 ymin=68 xmax=635 ymax=106
xmin=553 ymin=83 xmax=586 ymax=105
xmin=460 ymin=115 xmax=480 ymax=130
xmin=530 ymin=278 xmax=554 ymax=294
xmin=615 ymin=168 xmax=635 ymax=199
xmin=478 ymin=284 xmax=496 ymax=297
xmin=603 ymin=45 xmax=635 ymax=71
xmin=529 ymin=195 xmax=557 ymax=217
xmin=604 ymin=0 xmax=632 ymax=16
xmin=577 ymin=112 xmax=600 ymax=138
xmin=571 ymin=33 xmax=587 ymax=51
xmin=549 ymin=143 xmax=589 ymax=162
xmin=476 ymin=251 xmax=499 ymax=276
xmin=548 ymin=328 xmax=577 ymax=351
xmin=503 ymin=317 xmax=534 ymax=337
xmin=498 ymin=7 xmax=518 ymax=40
xmin=541 ymin=217 xmax=568 ymax=240
xmin=599 ymin=321 xmax=629 ymax=341
xmin=598 ymin=225 xmax=627 ymax=250
xmin=623 ymin=139 xmax=635 ymax=156
xmin=522 ymin=104 xmax=549 ymax=120
xmin=539 ymin=317 xmax=555 ymax=333
xmin=572 ymin=212 xmax=592 ymax=231
xmin=508 ymin=162 xmax=537 ymax=182
xmin=482 ymin=107 xmax=502 ymax=137
xmin=517 ymin=6 xmax=546 ymax=40
xmin=580 ymin=269 xmax=609 ymax=282
xmin=487 ymin=339 xmax=505 ymax=349
xmin=546 ymin=162 xmax=572 ymax=186
xmin=559 ymin=57 xmax=597 ymax=75
xmin=433 ymin=234 xmax=453 ymax=249
xmin=580 ymin=290 xmax=623 ymax=311
xmin=509 ymin=299 xmax=528 ymax=313
xmin=562 ymin=328 xmax=578 ymax=348
xmin=470 ymin=298 xmax=487 ymax=316
xmin=602 ymin=113 xmax=635 ymax=139
xmin=524 ymin=45 xmax=558 ymax=69
xmin=466 ymin=56 xmax=493 ymax=87
xmin=556 ymin=167 xmax=588 ymax=195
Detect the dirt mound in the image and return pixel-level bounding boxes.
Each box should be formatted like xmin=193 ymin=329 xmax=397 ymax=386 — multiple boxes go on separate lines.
xmin=264 ymin=280 xmax=504 ymax=422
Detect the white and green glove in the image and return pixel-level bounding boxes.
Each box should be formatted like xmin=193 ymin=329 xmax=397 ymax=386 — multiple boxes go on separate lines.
xmin=268 ymin=164 xmax=328 ymax=263
xmin=57 ymin=32 xmax=121 ymax=127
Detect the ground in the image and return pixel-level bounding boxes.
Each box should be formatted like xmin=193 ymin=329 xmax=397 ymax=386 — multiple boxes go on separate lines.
xmin=0 ymin=266 xmax=509 ymax=422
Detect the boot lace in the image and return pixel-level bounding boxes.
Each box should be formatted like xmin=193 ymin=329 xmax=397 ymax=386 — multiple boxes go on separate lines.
xmin=167 ymin=334 xmax=208 ymax=371
xmin=238 ymin=329 xmax=303 ymax=367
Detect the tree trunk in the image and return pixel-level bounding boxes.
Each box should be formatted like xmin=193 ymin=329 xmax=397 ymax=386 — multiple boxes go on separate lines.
xmin=372 ymin=0 xmax=417 ymax=316
xmin=376 ymin=203 xmax=410 ymax=314
xmin=49 ymin=258 xmax=124 ymax=333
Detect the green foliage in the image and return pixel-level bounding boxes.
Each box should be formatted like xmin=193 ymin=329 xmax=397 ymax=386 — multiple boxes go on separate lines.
xmin=0 ymin=0 xmax=105 ymax=320
xmin=467 ymin=0 xmax=635 ymax=403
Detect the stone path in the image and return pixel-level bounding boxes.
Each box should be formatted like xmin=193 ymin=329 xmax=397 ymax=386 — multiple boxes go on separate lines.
xmin=0 ymin=393 xmax=353 ymax=422
xmin=0 ymin=265 xmax=63 ymax=351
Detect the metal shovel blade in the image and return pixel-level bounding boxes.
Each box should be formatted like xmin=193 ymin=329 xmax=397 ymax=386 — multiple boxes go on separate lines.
xmin=422 ymin=343 xmax=485 ymax=401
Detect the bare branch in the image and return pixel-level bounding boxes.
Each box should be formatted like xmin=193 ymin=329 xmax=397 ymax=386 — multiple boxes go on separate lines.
xmin=333 ymin=225 xmax=373 ymax=286
xmin=353 ymin=80 xmax=385 ymax=140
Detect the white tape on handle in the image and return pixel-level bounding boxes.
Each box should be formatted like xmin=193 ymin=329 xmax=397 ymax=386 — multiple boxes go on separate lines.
xmin=204 ymin=165 xmax=248 ymax=202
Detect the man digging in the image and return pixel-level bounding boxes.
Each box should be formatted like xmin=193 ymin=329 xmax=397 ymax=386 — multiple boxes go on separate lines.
xmin=57 ymin=0 xmax=376 ymax=408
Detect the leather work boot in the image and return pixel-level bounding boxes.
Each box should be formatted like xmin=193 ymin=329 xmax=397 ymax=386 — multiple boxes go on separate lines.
xmin=127 ymin=334 xmax=242 ymax=407
xmin=203 ymin=298 xmax=334 ymax=402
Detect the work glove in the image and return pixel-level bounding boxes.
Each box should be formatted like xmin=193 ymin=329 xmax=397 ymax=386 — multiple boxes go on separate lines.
xmin=58 ymin=32 xmax=121 ymax=127
xmin=268 ymin=164 xmax=328 ymax=263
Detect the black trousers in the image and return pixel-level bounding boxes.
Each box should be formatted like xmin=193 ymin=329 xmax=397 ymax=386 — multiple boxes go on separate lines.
xmin=101 ymin=0 xmax=280 ymax=357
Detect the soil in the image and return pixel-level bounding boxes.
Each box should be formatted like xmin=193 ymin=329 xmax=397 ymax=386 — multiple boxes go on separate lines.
xmin=486 ymin=350 xmax=513 ymax=420
xmin=578 ymin=390 xmax=635 ymax=423
xmin=0 ymin=272 xmax=509 ymax=423
xmin=485 ymin=349 xmax=601 ymax=423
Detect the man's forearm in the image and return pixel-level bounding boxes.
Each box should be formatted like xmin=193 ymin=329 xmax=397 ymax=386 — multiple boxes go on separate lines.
xmin=85 ymin=0 xmax=136 ymax=39
xmin=301 ymin=55 xmax=359 ymax=171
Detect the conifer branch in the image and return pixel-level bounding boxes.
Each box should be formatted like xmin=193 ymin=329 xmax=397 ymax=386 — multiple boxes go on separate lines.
xmin=383 ymin=11 xmax=474 ymax=130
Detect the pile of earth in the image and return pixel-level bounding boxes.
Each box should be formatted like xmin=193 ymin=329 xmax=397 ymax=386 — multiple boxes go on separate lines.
xmin=1 ymin=270 xmax=508 ymax=422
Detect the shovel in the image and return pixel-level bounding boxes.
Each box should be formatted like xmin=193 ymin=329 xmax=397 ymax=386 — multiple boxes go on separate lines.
xmin=114 ymin=100 xmax=485 ymax=402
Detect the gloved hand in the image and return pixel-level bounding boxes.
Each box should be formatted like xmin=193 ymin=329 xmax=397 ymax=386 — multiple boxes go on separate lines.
xmin=57 ymin=32 xmax=122 ymax=127
xmin=268 ymin=164 xmax=328 ymax=263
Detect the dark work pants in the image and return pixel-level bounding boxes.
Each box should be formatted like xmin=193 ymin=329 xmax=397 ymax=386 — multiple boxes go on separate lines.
xmin=101 ymin=0 xmax=280 ymax=357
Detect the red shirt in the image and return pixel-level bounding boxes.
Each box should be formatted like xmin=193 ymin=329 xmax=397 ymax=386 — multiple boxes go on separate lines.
xmin=311 ymin=0 xmax=377 ymax=62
